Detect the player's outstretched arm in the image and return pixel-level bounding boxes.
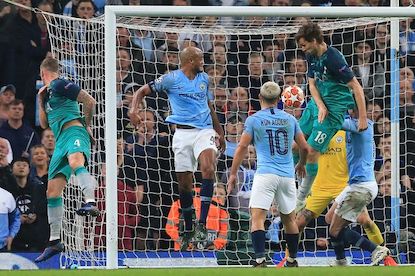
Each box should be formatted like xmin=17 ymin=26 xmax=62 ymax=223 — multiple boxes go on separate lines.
xmin=208 ymin=101 xmax=225 ymax=152
xmin=77 ymin=90 xmax=97 ymax=127
xmin=226 ymin=132 xmax=252 ymax=195
xmin=309 ymin=78 xmax=327 ymax=123
xmin=347 ymin=77 xmax=368 ymax=131
xmin=294 ymin=132 xmax=309 ymax=178
xmin=38 ymin=85 xmax=49 ymax=129
xmin=129 ymin=84 xmax=152 ymax=127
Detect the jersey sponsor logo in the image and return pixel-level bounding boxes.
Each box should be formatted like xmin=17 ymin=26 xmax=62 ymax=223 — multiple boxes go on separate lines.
xmin=325 ymin=147 xmax=343 ymax=155
xmin=178 ymin=92 xmax=207 ymax=101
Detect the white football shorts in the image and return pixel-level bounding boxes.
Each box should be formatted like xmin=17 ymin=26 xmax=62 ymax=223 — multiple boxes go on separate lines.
xmin=172 ymin=128 xmax=217 ymax=172
xmin=249 ymin=173 xmax=296 ymax=215
xmin=334 ymin=181 xmax=378 ymax=222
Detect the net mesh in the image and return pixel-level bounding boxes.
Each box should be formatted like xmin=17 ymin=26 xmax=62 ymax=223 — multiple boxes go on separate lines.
xmin=40 ymin=10 xmax=415 ymax=267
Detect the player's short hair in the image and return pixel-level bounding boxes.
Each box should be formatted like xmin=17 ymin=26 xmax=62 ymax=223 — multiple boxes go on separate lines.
xmin=260 ymin=81 xmax=281 ymax=102
xmin=40 ymin=57 xmax=60 ymax=73
xmin=295 ymin=22 xmax=323 ymax=43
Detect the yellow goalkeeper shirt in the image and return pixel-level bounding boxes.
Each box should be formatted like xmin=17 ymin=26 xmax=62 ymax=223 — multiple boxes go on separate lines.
xmin=312 ymin=130 xmax=348 ymax=192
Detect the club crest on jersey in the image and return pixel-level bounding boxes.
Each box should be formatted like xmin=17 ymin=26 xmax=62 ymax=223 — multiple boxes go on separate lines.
xmin=336 ymin=136 xmax=343 ymax=143
xmin=199 ymin=83 xmax=206 ymax=92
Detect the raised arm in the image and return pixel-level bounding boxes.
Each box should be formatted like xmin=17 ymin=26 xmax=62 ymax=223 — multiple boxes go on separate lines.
xmin=309 ymin=78 xmax=327 ymax=123
xmin=38 ymin=86 xmax=49 ymax=129
xmin=208 ymin=100 xmax=225 ymax=152
xmin=347 ymin=77 xmax=368 ymax=131
xmin=129 ymin=84 xmax=152 ymax=126
xmin=77 ymin=89 xmax=97 ymax=127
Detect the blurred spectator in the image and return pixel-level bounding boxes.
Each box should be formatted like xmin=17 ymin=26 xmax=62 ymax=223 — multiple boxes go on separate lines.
xmin=0 ymin=99 xmax=40 ymax=160
xmin=262 ymin=41 xmax=283 ymax=83
xmin=238 ymin=52 xmax=270 ymax=111
xmin=207 ymin=44 xmax=238 ymax=87
xmin=0 ymin=138 xmax=17 ymax=195
xmin=400 ymin=66 xmax=415 ymax=91
xmin=366 ymin=100 xmax=383 ymax=122
xmin=226 ymin=86 xmax=254 ymax=120
xmin=29 ymin=144 xmax=49 ymax=183
xmin=375 ymin=115 xmax=391 ymax=136
xmin=351 ymin=40 xmax=386 ymax=100
xmin=166 ymin=185 xmax=228 ymax=251
xmin=10 ymin=0 xmax=48 ymax=126
xmin=125 ymin=109 xmax=173 ymax=250
xmin=36 ymin=1 xmax=52 ymax=57
xmin=131 ymin=25 xmax=156 ymax=62
xmin=40 ymin=128 xmax=55 ymax=157
xmin=156 ymin=48 xmax=179 ymax=75
xmin=10 ymin=157 xmax=47 ymax=251
xmin=156 ymin=31 xmax=180 ymax=62
xmin=374 ymin=24 xmax=390 ymax=71
xmin=0 ymin=186 xmax=20 ymax=252
xmin=222 ymin=144 xmax=256 ymax=214
xmin=400 ymin=79 xmax=415 ymax=112
xmin=287 ymin=57 xmax=308 ymax=92
xmin=0 ymin=2 xmax=15 ymax=87
xmin=217 ymin=114 xmax=244 ymax=174
xmin=64 ymin=0 xmax=103 ymax=17
xmin=206 ymin=64 xmax=228 ymax=88
xmin=95 ymin=138 xmax=140 ymax=251
xmin=378 ymin=134 xmax=392 ymax=160
xmin=74 ymin=0 xmax=97 ymax=19
xmin=0 ymin=85 xmax=16 ymax=126
xmin=211 ymin=85 xmax=229 ymax=125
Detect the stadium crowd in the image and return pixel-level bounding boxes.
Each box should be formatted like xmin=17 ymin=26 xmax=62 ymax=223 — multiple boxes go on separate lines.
xmin=0 ymin=0 xmax=415 ymax=264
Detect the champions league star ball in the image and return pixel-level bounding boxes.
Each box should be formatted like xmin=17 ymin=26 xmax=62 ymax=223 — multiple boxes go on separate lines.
xmin=281 ymin=85 xmax=305 ymax=108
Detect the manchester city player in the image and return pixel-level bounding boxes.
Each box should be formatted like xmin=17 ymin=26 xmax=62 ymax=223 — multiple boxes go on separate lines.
xmin=227 ymin=81 xmax=310 ymax=267
xmin=130 ymin=46 xmax=226 ymax=250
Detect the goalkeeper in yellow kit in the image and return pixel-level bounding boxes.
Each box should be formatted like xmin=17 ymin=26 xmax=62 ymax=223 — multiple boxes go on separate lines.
xmin=295 ymin=130 xmax=384 ymax=246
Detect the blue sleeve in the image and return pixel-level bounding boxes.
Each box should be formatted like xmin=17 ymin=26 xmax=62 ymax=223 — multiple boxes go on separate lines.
xmin=326 ymin=48 xmax=354 ymax=84
xmin=306 ymin=54 xmax=315 ymax=79
xmin=293 ymin=117 xmax=302 ymax=136
xmin=342 ymin=118 xmax=359 ymax=133
xmin=243 ymin=116 xmax=255 ymax=137
xmin=148 ymin=72 xmax=175 ymax=94
xmin=51 ymin=79 xmax=81 ymax=100
xmin=8 ymin=208 xmax=21 ymax=238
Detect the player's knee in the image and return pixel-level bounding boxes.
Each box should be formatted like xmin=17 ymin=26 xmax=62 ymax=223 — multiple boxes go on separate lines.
xmin=357 ymin=215 xmax=372 ymax=228
xmin=328 ymin=227 xmax=340 ymax=238
xmin=200 ymin=164 xmax=215 ymax=179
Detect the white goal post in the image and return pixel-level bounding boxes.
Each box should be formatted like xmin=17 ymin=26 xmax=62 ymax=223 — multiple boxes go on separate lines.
xmin=103 ymin=4 xmax=415 ymax=269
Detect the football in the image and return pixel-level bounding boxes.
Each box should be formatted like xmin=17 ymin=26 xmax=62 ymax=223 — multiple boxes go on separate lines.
xmin=281 ymin=85 xmax=305 ymax=108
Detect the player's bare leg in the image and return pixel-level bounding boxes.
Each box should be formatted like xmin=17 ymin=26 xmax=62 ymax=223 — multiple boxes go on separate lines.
xmin=177 ymin=171 xmax=195 ymax=250
xmin=68 ymin=152 xmax=99 ymax=216
xmin=35 ymin=176 xmax=66 ymax=262
xmin=194 ymin=148 xmax=216 ymax=245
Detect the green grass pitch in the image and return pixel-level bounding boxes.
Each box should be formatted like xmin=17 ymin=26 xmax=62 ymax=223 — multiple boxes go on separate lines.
xmin=0 ymin=267 xmax=414 ymax=276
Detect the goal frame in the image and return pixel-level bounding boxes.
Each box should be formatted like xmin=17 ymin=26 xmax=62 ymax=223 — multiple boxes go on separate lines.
xmin=104 ymin=4 xmax=414 ymax=269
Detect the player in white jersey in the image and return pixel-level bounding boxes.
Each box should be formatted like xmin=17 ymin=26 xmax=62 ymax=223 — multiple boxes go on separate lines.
xmin=327 ymin=103 xmax=390 ymax=266
xmin=227 ymin=81 xmax=310 ymax=267
xmin=130 ymin=46 xmax=225 ymax=250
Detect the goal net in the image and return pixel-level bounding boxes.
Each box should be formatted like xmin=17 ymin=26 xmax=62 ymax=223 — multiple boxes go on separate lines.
xmin=40 ymin=9 xmax=415 ymax=267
